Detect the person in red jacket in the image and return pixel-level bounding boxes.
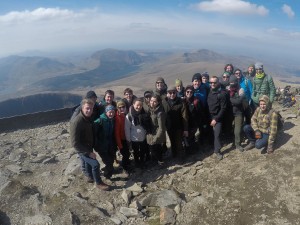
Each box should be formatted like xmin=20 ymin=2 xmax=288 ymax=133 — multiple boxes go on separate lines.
xmin=114 ymin=100 xmax=131 ymax=172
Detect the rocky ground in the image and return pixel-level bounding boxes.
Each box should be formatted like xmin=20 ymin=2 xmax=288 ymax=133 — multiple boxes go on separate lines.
xmin=0 ymin=102 xmax=299 ymax=225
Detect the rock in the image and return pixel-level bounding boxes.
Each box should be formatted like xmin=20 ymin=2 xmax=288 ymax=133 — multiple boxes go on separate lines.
xmin=69 ymin=211 xmax=80 ymax=225
xmin=121 ymin=189 xmax=132 ymax=205
xmin=110 ymin=216 xmax=122 ymax=225
xmin=91 ymin=207 xmax=106 ymax=218
xmin=160 ymin=207 xmax=176 ymax=225
xmin=174 ymin=204 xmax=181 ymax=214
xmin=286 ymin=114 xmax=297 ymax=119
xmin=115 ymin=211 xmax=128 ymax=223
xmin=9 ymin=148 xmax=27 ymax=162
xmin=190 ymin=196 xmax=207 ymax=205
xmin=30 ymin=154 xmax=50 ymax=163
xmin=47 ymin=134 xmax=59 ymax=140
xmin=140 ymin=189 xmax=182 ymax=208
xmin=5 ymin=164 xmax=22 ymax=174
xmin=42 ymin=156 xmax=56 ymax=164
xmin=126 ymin=183 xmax=143 ymax=194
xmin=64 ymin=158 xmax=81 ymax=176
xmin=129 ymin=200 xmax=143 ymax=210
xmin=189 ymin=191 xmax=201 ymax=197
xmin=24 ymin=214 xmax=53 ymax=225
xmin=119 ymin=207 xmax=142 ymax=218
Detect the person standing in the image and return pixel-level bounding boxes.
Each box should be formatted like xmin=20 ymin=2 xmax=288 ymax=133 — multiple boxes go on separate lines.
xmin=207 ymin=76 xmax=228 ymax=160
xmin=251 ymin=62 xmax=276 ymax=110
xmin=70 ymin=98 xmax=109 ymax=190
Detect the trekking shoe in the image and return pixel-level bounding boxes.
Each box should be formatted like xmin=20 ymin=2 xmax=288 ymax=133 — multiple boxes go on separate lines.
xmin=236 ymin=145 xmax=244 ymax=152
xmin=86 ymin=177 xmax=94 ymax=183
xmin=215 ymin=152 xmax=223 ymax=160
xmin=96 ymin=182 xmax=110 ymax=191
xmin=260 ymin=148 xmax=267 ymax=154
xmin=244 ymin=142 xmax=255 ymax=151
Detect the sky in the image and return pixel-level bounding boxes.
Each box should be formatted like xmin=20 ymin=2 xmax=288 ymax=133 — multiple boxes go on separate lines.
xmin=0 ymin=0 xmax=299 ymax=62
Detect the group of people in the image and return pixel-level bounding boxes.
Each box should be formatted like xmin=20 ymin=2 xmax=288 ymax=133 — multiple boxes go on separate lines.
xmin=70 ymin=62 xmax=279 ymax=191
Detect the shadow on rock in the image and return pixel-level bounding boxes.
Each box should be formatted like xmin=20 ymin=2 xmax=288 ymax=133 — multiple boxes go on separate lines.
xmin=275 ymin=132 xmax=293 ymax=149
xmin=282 ymin=121 xmax=295 ymax=131
xmin=0 ymin=211 xmax=11 ymax=225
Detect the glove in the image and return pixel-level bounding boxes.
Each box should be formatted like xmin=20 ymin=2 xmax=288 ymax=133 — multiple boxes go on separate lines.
xmin=255 ymin=130 xmax=262 ymax=139
xmin=239 ymin=88 xmax=245 ymax=96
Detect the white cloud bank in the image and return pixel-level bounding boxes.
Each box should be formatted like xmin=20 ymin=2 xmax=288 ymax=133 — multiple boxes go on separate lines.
xmin=192 ymin=0 xmax=269 ymax=16
xmin=282 ymin=4 xmax=295 ymax=19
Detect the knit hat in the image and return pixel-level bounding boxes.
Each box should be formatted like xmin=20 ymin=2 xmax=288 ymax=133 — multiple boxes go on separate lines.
xmin=229 ymin=75 xmax=238 ymax=84
xmin=202 ymin=72 xmax=209 ymax=78
xmin=175 ymin=79 xmax=182 ymax=86
xmin=255 ymin=62 xmax=263 ymax=70
xmin=259 ymin=95 xmax=270 ymax=105
xmin=156 ymin=77 xmax=165 ymax=83
xmin=167 ymin=86 xmax=177 ymax=92
xmin=85 ymin=90 xmax=97 ymax=99
xmin=116 ymin=100 xmax=126 ymax=108
xmin=192 ymin=73 xmax=201 ymax=82
xmin=105 ymin=105 xmax=115 ymax=112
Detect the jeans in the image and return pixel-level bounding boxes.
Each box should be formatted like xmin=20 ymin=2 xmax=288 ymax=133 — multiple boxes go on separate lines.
xmin=80 ymin=153 xmax=102 ymax=184
xmin=213 ymin=122 xmax=222 ymax=153
xmin=233 ymin=114 xmax=243 ymax=147
xmin=243 ymin=124 xmax=269 ymax=149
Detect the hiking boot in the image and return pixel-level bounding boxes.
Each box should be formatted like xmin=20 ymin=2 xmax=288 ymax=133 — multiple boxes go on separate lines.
xmin=244 ymin=142 xmax=255 ymax=151
xmin=236 ymin=145 xmax=244 ymax=152
xmin=86 ymin=177 xmax=94 ymax=183
xmin=215 ymin=152 xmax=223 ymax=160
xmin=96 ymin=182 xmax=110 ymax=191
xmin=260 ymin=148 xmax=267 ymax=154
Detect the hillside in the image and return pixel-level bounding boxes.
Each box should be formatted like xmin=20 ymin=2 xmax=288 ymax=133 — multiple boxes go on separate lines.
xmin=0 ymin=102 xmax=299 ymax=225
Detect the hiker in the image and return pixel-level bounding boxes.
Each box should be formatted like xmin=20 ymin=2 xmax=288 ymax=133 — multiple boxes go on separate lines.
xmin=114 ymin=100 xmax=131 ymax=172
xmin=251 ymin=62 xmax=276 ymax=110
xmin=147 ymin=94 xmax=166 ymax=165
xmin=207 ymin=76 xmax=228 ymax=160
xmin=244 ymin=64 xmax=256 ymax=84
xmin=243 ymin=95 xmax=278 ymax=154
xmin=175 ymin=79 xmax=185 ymax=99
xmin=224 ymin=63 xmax=234 ymax=76
xmin=99 ymin=90 xmax=117 ymax=114
xmin=125 ymin=98 xmax=148 ymax=169
xmin=70 ymin=98 xmax=109 ymax=191
xmin=201 ymin=72 xmax=210 ymax=84
xmin=233 ymin=68 xmax=253 ymax=124
xmin=122 ymin=88 xmax=137 ymax=112
xmin=70 ymin=90 xmax=101 ymax=121
xmin=94 ymin=105 xmax=117 ymax=180
xmin=166 ymin=86 xmax=188 ymax=160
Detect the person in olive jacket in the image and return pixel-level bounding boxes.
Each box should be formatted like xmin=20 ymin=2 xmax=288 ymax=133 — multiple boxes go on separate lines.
xmin=70 ymin=98 xmax=109 ymax=191
xmin=146 ymin=94 xmax=166 ymax=165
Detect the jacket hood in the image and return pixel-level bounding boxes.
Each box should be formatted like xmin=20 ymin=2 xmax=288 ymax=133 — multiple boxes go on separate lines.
xmin=259 ymin=95 xmax=270 ymax=107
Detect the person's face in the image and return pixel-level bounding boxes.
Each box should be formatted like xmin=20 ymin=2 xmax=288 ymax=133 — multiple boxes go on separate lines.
xmin=226 ymin=66 xmax=233 ymax=73
xmin=259 ymin=101 xmax=267 ymax=111
xmin=185 ymin=89 xmax=193 ymax=99
xmin=117 ymin=105 xmax=126 ymax=114
xmin=193 ymin=79 xmax=200 ymax=89
xmin=156 ymin=81 xmax=164 ymax=91
xmin=202 ymin=76 xmax=208 ymax=83
xmin=234 ymin=71 xmax=241 ymax=79
xmin=105 ymin=94 xmax=114 ymax=104
xmin=248 ymin=66 xmax=254 ymax=74
xmin=210 ymin=78 xmax=218 ymax=88
xmin=150 ymin=97 xmax=158 ymax=108
xmin=91 ymin=96 xmax=97 ymax=103
xmin=256 ymin=68 xmax=263 ymax=74
xmin=168 ymin=90 xmax=177 ymax=100
xmin=133 ymin=101 xmax=143 ymax=112
xmin=144 ymin=95 xmax=151 ymax=103
xmin=176 ymin=85 xmax=182 ymax=92
xmin=124 ymin=92 xmax=133 ymax=101
xmin=82 ymin=103 xmax=94 ymax=118
xmin=222 ymin=74 xmax=230 ymax=81
xmin=106 ymin=109 xmax=115 ymax=118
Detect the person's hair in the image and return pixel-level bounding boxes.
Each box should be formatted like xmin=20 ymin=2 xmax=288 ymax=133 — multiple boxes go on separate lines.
xmin=133 ymin=97 xmax=143 ymax=104
xmin=123 ymin=88 xmax=133 ymax=95
xmin=224 ymin=64 xmax=234 ymax=71
xmin=150 ymin=94 xmax=161 ymax=103
xmin=210 ymin=76 xmax=219 ymax=82
xmin=104 ymin=90 xmax=114 ymax=98
xmin=81 ymin=98 xmax=95 ymax=106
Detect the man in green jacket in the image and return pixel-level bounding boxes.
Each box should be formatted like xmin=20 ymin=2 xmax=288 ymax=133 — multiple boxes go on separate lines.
xmin=251 ymin=62 xmax=276 ymax=110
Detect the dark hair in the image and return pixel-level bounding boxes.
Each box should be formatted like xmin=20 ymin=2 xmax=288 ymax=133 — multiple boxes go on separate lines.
xmin=133 ymin=97 xmax=143 ymax=104
xmin=104 ymin=90 xmax=114 ymax=98
xmin=150 ymin=94 xmax=161 ymax=103
xmin=224 ymin=64 xmax=234 ymax=72
xmin=123 ymin=88 xmax=133 ymax=95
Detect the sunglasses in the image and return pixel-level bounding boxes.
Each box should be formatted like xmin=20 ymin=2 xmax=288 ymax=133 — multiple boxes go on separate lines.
xmin=222 ymin=76 xmax=229 ymax=78
xmin=234 ymin=72 xmax=241 ymax=75
xmin=186 ymin=91 xmax=193 ymax=93
xmin=168 ymin=91 xmax=176 ymax=95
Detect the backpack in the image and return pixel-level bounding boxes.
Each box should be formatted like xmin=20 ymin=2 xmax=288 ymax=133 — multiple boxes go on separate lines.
xmin=268 ymin=109 xmax=284 ymax=132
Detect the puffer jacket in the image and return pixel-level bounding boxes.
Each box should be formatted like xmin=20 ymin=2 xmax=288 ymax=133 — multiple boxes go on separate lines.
xmin=147 ymin=105 xmax=166 ymax=145
xmin=251 ymin=73 xmax=276 ymax=104
xmin=167 ymin=97 xmax=188 ymax=131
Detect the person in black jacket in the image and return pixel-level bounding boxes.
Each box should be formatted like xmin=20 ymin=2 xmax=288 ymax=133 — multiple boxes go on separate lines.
xmin=207 ymin=76 xmax=228 ymax=160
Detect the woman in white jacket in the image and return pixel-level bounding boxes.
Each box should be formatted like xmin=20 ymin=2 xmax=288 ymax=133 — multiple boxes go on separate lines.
xmin=125 ymin=98 xmax=148 ymax=169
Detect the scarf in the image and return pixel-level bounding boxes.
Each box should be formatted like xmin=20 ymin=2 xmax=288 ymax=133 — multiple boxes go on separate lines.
xmin=256 ymin=72 xmax=265 ymax=79
xmin=130 ymin=106 xmax=142 ymax=126
xmin=229 ymin=86 xmax=238 ymax=97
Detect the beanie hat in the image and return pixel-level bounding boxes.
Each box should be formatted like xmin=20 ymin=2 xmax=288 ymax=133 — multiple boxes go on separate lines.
xmin=192 ymin=73 xmax=201 ymax=82
xmin=175 ymin=79 xmax=182 ymax=86
xmin=223 ymin=72 xmax=231 ymax=77
xmin=156 ymin=77 xmax=165 ymax=83
xmin=229 ymin=75 xmax=238 ymax=84
xmin=167 ymin=86 xmax=177 ymax=92
xmin=105 ymin=105 xmax=115 ymax=112
xmin=144 ymin=90 xmax=153 ymax=98
xmin=202 ymin=72 xmax=209 ymax=78
xmin=259 ymin=95 xmax=270 ymax=105
xmin=85 ymin=90 xmax=97 ymax=99
xmin=116 ymin=100 xmax=126 ymax=108
xmin=255 ymin=62 xmax=263 ymax=70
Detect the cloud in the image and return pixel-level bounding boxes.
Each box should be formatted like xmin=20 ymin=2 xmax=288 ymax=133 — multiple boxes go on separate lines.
xmin=282 ymin=4 xmax=295 ymax=19
xmin=267 ymin=28 xmax=300 ymax=39
xmin=192 ymin=0 xmax=269 ymax=16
